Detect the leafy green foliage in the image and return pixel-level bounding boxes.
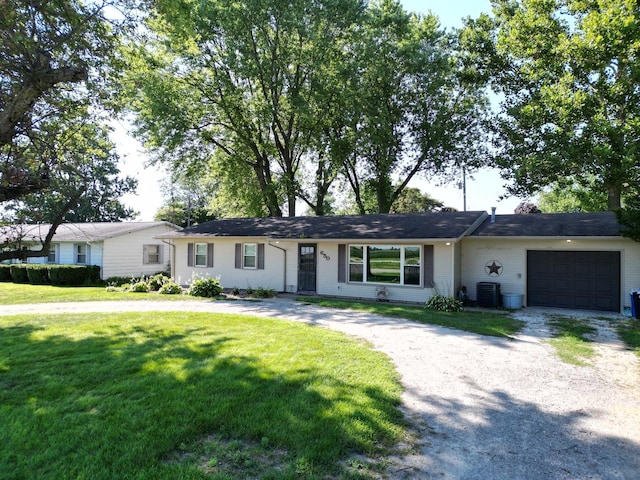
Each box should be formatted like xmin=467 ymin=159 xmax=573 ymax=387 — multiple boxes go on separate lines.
xmin=0 ymin=265 xmax=11 ymax=282
xmin=148 ymin=274 xmax=170 ymax=291
xmin=188 ymin=277 xmax=223 ymax=298
xmin=158 ymin=281 xmax=182 ymax=295
xmin=0 ymin=1 xmax=138 ymax=261
xmin=48 ymin=265 xmax=100 ymax=286
xmin=8 ymin=265 xmax=29 ymax=284
xmin=464 ymin=0 xmax=640 ymax=210
xmin=25 ymin=265 xmax=50 ymax=285
xmin=425 ymin=294 xmax=464 ymax=312
xmin=130 ymin=281 xmax=150 ymax=293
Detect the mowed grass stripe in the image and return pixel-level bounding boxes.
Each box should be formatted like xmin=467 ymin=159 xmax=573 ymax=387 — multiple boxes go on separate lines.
xmin=0 ymin=312 xmax=404 ymax=479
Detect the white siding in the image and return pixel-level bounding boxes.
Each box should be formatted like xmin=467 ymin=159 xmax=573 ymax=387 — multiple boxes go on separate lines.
xmin=172 ymin=238 xmax=286 ymax=291
xmin=172 ymin=238 xmax=458 ymax=303
xmin=460 ymin=237 xmax=640 ymax=311
xmin=101 ymin=224 xmax=175 ymax=279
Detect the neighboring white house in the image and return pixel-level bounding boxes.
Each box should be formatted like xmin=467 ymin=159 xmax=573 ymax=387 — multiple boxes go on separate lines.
xmin=2 ymin=222 xmax=179 ymax=279
xmin=158 ymin=211 xmax=640 ymax=313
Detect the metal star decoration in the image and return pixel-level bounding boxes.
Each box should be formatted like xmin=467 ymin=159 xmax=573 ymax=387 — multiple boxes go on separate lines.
xmin=485 ymin=260 xmax=503 ymax=277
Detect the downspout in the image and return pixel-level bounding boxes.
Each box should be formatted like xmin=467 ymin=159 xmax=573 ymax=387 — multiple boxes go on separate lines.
xmin=268 ymin=241 xmax=287 ymax=293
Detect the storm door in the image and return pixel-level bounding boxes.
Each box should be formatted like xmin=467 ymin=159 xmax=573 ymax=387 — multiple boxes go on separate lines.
xmin=298 ymin=244 xmax=317 ymax=292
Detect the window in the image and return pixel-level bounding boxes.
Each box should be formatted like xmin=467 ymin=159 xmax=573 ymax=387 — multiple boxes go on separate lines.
xmin=348 ymin=244 xmax=421 ymax=286
xmin=143 ymin=244 xmax=162 ymax=264
xmin=243 ymin=243 xmax=257 ymax=269
xmin=195 ymin=243 xmax=207 ymax=267
xmin=349 ymin=246 xmax=363 ymax=282
xmin=47 ymin=244 xmax=57 ymax=263
xmin=76 ymin=244 xmax=87 ymax=264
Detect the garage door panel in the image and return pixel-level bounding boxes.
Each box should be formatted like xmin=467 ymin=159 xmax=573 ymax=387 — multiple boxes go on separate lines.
xmin=527 ymin=250 xmax=620 ymax=312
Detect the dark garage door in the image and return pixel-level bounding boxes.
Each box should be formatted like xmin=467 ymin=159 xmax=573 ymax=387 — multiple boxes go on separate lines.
xmin=527 ymin=250 xmax=620 ymax=312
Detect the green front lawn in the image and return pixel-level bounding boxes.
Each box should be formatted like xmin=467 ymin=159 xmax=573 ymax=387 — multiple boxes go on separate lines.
xmin=0 ymin=283 xmax=200 ymax=305
xmin=298 ymin=297 xmax=524 ymax=338
xmin=0 ymin=311 xmax=405 ymax=479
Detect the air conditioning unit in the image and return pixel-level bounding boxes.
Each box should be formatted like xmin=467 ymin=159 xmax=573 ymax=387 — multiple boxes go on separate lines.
xmin=477 ymin=282 xmax=501 ymax=308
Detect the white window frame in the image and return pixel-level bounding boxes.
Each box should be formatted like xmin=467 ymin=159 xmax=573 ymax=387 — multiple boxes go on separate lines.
xmin=194 ymin=243 xmax=208 ymax=267
xmin=243 ymin=243 xmax=257 ymax=269
xmin=76 ymin=244 xmax=87 ymax=264
xmin=144 ymin=244 xmax=162 ymax=264
xmin=47 ymin=244 xmax=58 ymax=263
xmin=348 ymin=244 xmax=421 ymax=286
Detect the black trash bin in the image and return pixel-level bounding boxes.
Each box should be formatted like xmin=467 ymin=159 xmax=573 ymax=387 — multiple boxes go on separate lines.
xmin=633 ymin=292 xmax=640 ymax=320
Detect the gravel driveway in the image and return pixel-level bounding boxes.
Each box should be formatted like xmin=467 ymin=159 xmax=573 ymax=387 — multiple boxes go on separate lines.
xmin=2 ymin=298 xmax=639 ymax=479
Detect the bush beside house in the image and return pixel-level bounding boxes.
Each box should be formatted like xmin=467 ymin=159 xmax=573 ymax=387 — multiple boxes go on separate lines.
xmin=0 ymin=264 xmax=101 ymax=286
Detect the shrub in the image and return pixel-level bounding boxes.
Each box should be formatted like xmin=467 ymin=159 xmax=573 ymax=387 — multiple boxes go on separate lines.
xmin=188 ymin=277 xmax=223 ymax=298
xmin=105 ymin=285 xmax=121 ymax=292
xmin=159 ymin=282 xmax=182 ymax=295
xmin=425 ymin=294 xmax=463 ymax=312
xmin=105 ymin=276 xmax=135 ymax=287
xmin=9 ymin=265 xmax=29 ymax=284
xmin=254 ymin=287 xmax=276 ymax=298
xmin=130 ymin=281 xmax=150 ymax=293
xmin=148 ymin=274 xmax=170 ymax=291
xmin=26 ymin=265 xmax=50 ymax=285
xmin=0 ymin=265 xmax=12 ymax=282
xmin=48 ymin=265 xmax=93 ymax=286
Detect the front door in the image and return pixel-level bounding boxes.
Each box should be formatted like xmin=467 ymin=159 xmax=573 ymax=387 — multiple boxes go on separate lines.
xmin=298 ymin=244 xmax=317 ymax=292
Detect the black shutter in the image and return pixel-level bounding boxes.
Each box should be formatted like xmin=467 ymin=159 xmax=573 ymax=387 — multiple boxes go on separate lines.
xmin=187 ymin=243 xmax=194 ymax=267
xmin=423 ymin=245 xmax=434 ymax=288
xmin=207 ymin=243 xmax=214 ymax=268
xmin=338 ymin=244 xmax=346 ymax=283
xmin=257 ymin=243 xmax=265 ymax=270
xmin=235 ymin=243 xmax=242 ymax=269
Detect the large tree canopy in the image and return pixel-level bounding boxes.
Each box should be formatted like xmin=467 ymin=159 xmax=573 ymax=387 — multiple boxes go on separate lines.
xmin=128 ymin=0 xmax=489 ymax=217
xmin=0 ymin=0 xmax=137 ymax=261
xmin=341 ymin=1 xmax=489 ymax=214
xmin=464 ymin=0 xmax=640 ymax=210
xmin=128 ymin=0 xmax=365 ymax=217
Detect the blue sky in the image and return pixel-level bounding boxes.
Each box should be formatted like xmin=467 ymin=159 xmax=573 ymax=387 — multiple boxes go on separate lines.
xmin=118 ymin=0 xmax=521 ymax=220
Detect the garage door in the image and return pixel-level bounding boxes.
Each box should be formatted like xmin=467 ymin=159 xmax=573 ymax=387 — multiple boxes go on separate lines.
xmin=527 ymin=251 xmax=620 ymax=312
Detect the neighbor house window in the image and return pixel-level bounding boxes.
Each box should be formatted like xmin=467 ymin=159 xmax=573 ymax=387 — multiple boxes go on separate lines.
xmin=47 ymin=244 xmax=57 ymax=263
xmin=195 ymin=243 xmax=208 ymax=267
xmin=243 ymin=243 xmax=257 ymax=269
xmin=76 ymin=244 xmax=87 ymax=264
xmin=348 ymin=244 xmax=421 ymax=286
xmin=143 ymin=244 xmax=162 ymax=264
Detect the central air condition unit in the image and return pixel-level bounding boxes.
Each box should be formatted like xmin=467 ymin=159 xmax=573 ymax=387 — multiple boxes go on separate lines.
xmin=477 ymin=282 xmax=501 ymax=308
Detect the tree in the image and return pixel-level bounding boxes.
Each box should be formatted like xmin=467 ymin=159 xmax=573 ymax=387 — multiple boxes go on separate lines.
xmin=3 ymin=118 xmax=137 ymax=224
xmin=0 ymin=0 xmax=137 ymax=261
xmin=465 ymin=0 xmax=640 ymax=210
xmin=128 ymin=0 xmax=365 ymax=217
xmin=514 ymin=201 xmax=541 ymax=214
xmin=537 ymin=178 xmax=609 ymax=213
xmin=616 ymin=197 xmax=640 ymax=242
xmin=154 ymin=172 xmax=217 ymax=227
xmin=341 ymin=1 xmax=490 ymax=214
xmin=389 ymin=187 xmax=446 ymax=213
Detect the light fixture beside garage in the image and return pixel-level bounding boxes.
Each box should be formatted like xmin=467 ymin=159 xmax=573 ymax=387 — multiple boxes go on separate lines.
xmin=566 ymin=239 xmax=572 ymax=243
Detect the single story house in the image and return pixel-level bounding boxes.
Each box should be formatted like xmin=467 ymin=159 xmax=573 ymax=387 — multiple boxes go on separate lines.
xmin=2 ymin=222 xmax=179 ymax=279
xmin=158 ymin=211 xmax=640 ymax=313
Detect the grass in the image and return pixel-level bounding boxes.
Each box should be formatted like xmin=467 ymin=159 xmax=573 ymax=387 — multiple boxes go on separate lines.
xmin=297 ymin=297 xmax=524 ymax=338
xmin=545 ymin=315 xmax=597 ymax=366
xmin=0 ymin=311 xmax=405 ymax=479
xmin=618 ymin=320 xmax=640 ymax=358
xmin=0 ymin=282 xmax=202 ymax=305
